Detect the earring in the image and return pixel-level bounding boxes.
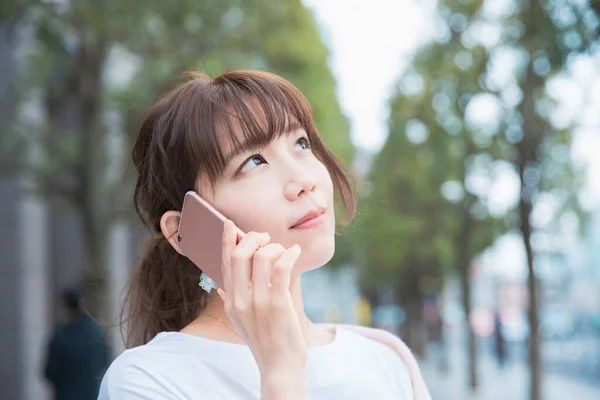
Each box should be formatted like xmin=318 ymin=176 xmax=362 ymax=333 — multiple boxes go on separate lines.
xmin=199 ymin=272 xmax=219 ymax=293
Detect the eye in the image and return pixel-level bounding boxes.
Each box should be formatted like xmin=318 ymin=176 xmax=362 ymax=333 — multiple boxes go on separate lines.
xmin=295 ymin=136 xmax=311 ymax=150
xmin=238 ymin=154 xmax=266 ymax=174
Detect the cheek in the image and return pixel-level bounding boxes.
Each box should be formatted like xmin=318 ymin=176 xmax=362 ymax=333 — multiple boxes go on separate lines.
xmin=212 ymin=184 xmax=279 ymax=234
xmin=316 ymin=161 xmax=334 ymax=201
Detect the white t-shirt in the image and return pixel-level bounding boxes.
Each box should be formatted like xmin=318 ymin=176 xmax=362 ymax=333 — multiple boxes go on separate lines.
xmin=98 ymin=326 xmax=414 ymax=399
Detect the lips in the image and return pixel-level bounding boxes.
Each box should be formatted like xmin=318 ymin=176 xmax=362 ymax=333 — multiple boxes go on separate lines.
xmin=290 ymin=207 xmax=327 ymax=229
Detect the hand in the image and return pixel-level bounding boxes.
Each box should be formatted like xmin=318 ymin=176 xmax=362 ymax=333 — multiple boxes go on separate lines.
xmin=218 ymin=220 xmax=307 ymax=397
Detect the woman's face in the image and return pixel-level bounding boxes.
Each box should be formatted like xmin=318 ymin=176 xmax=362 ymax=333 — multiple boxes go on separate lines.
xmin=198 ymin=128 xmax=336 ymax=273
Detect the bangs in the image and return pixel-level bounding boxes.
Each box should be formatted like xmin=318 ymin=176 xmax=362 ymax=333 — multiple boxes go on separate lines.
xmin=183 ymin=71 xmax=318 ymax=187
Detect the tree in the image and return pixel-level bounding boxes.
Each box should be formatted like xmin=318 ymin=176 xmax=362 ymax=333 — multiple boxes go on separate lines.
xmin=0 ymin=1 xmax=28 ymax=175
xmin=509 ymin=1 xmax=598 ymax=398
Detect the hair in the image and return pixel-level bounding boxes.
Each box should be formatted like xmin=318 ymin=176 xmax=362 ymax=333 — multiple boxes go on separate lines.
xmin=122 ymin=70 xmax=357 ymax=348
xmin=62 ymin=287 xmax=82 ymax=312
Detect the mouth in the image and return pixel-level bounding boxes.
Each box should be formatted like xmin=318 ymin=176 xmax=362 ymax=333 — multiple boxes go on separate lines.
xmin=290 ymin=207 xmax=327 ymax=230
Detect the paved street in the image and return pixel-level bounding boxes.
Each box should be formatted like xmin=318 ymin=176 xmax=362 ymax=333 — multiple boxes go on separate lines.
xmin=417 ymin=332 xmax=600 ymax=400
xmin=543 ymin=336 xmax=600 ymax=386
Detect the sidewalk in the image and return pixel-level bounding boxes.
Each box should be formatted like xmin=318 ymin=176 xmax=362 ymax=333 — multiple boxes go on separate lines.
xmin=418 ymin=344 xmax=600 ymax=400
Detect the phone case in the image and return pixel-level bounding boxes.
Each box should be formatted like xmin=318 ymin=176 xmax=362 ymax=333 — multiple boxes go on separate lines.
xmin=177 ymin=191 xmax=244 ymax=289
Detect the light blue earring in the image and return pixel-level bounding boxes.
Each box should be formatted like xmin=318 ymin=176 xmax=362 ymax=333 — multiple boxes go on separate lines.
xmin=199 ymin=272 xmax=219 ymax=293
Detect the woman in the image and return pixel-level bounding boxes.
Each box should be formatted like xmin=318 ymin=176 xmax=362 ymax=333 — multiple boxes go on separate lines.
xmin=99 ymin=70 xmax=430 ymax=399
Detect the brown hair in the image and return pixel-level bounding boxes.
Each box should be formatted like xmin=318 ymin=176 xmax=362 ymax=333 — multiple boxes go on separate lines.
xmin=122 ymin=70 xmax=356 ymax=347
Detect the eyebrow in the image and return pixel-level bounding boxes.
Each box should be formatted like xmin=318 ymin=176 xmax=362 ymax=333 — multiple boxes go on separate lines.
xmin=223 ymin=124 xmax=305 ymax=166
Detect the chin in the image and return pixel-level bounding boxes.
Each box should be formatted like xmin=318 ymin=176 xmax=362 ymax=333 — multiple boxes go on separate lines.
xmin=295 ymin=234 xmax=335 ymax=273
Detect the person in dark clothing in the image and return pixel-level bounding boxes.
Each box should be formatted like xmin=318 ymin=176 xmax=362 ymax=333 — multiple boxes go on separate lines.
xmin=44 ymin=288 xmax=111 ymax=400
xmin=493 ymin=310 xmax=507 ymax=368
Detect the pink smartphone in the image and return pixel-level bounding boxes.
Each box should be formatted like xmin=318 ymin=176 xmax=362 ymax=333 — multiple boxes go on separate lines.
xmin=176 ymin=190 xmax=245 ymax=289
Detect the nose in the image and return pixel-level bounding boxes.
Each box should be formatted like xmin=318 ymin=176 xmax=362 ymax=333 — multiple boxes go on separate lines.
xmin=284 ymin=164 xmax=317 ymax=201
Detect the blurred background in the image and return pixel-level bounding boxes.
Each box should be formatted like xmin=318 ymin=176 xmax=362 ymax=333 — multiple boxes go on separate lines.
xmin=1 ymin=0 xmax=600 ymax=399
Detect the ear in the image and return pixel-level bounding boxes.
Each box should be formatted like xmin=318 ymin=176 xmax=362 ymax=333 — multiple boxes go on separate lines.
xmin=160 ymin=210 xmax=183 ymax=254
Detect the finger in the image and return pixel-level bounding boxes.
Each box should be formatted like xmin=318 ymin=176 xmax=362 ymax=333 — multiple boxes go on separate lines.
xmin=271 ymin=245 xmax=301 ymax=295
xmin=230 ymin=232 xmax=271 ymax=304
xmin=217 ymin=287 xmax=225 ymax=302
xmin=252 ymin=243 xmax=286 ymax=298
xmin=235 ymin=226 xmax=245 ymax=245
xmin=221 ymin=220 xmax=237 ymax=293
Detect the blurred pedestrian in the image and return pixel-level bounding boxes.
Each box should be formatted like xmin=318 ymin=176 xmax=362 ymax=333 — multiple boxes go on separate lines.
xmin=44 ymin=287 xmax=110 ymax=400
xmin=494 ymin=310 xmax=506 ymax=368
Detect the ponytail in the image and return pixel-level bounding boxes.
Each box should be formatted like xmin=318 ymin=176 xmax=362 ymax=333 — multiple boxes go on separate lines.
xmin=120 ymin=235 xmax=209 ymax=348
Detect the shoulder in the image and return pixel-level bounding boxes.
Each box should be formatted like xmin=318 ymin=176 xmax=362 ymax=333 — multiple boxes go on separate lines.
xmin=327 ymin=324 xmax=416 ymax=399
xmin=321 ymin=323 xmax=432 ymax=400
xmin=320 ymin=324 xmax=419 ymax=374
xmin=321 ymin=323 xmax=408 ymax=349
xmin=334 ymin=324 xmax=412 ymax=359
xmin=99 ymin=345 xmax=165 ymax=399
xmin=98 ymin=334 xmax=213 ymax=399
xmin=98 ymin=332 xmax=234 ymax=399
xmin=320 ymin=323 xmax=415 ymax=368
xmin=49 ymin=324 xmax=70 ymax=346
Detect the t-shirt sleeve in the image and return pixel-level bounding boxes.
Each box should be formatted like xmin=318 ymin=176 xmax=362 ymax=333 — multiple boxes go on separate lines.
xmin=353 ymin=326 xmax=416 ymax=399
xmin=390 ymin=350 xmax=415 ymax=400
xmin=373 ymin=331 xmax=415 ymax=399
xmin=97 ymin=351 xmax=177 ymax=400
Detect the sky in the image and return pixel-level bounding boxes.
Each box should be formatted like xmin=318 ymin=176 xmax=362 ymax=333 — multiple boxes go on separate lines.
xmin=302 ymin=0 xmax=432 ymax=153
xmin=303 ymin=0 xmax=600 ymax=280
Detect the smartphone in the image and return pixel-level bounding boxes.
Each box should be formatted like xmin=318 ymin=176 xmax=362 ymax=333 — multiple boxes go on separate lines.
xmin=176 ymin=190 xmax=245 ymax=289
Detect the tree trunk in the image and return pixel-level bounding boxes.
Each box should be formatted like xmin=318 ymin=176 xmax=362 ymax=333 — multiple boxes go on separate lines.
xmin=517 ymin=65 xmax=542 ymax=400
xmin=81 ymin=212 xmax=109 ymax=320
xmin=518 ymin=2 xmax=544 ymax=398
xmin=458 ymin=199 xmax=477 ymax=391
xmin=399 ymin=264 xmax=426 ymax=357
xmin=519 ymin=178 xmax=541 ymax=400
xmin=78 ymin=34 xmax=110 ymax=321
xmin=518 ymin=54 xmax=543 ymax=400
xmin=518 ymin=31 xmax=543 ymax=400
xmin=42 ymin=29 xmax=110 ymax=321
xmin=405 ymin=296 xmax=426 ymax=357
